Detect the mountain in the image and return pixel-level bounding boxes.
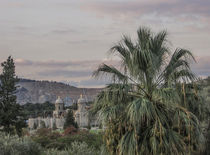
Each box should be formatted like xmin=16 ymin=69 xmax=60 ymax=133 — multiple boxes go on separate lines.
xmin=16 ymin=79 xmax=102 ymax=105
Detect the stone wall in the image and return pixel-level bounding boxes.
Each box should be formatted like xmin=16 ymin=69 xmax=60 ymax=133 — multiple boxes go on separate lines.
xmin=28 ymin=117 xmax=65 ymax=129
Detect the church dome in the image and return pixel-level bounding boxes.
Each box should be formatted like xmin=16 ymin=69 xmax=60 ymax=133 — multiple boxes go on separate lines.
xmin=55 ymin=96 xmax=63 ymax=104
xmin=78 ymin=94 xmax=86 ymax=104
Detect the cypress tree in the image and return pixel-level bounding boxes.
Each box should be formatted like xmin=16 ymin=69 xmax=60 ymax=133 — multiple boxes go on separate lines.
xmin=64 ymin=109 xmax=78 ymax=129
xmin=52 ymin=122 xmax=57 ymax=130
xmin=40 ymin=120 xmax=46 ymax=128
xmin=0 ymin=56 xmax=26 ymax=135
xmin=33 ymin=122 xmax=38 ymax=130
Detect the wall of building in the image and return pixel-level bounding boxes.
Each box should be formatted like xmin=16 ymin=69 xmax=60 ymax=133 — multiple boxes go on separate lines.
xmin=28 ymin=117 xmax=65 ymax=129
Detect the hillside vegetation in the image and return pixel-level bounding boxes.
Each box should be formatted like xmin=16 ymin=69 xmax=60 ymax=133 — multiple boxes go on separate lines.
xmin=16 ymin=79 xmax=102 ymax=105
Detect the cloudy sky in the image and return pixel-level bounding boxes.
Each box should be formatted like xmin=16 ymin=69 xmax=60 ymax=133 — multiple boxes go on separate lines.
xmin=0 ymin=0 xmax=210 ymax=87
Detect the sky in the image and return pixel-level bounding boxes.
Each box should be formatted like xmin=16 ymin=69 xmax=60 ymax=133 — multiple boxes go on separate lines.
xmin=0 ymin=0 xmax=210 ymax=87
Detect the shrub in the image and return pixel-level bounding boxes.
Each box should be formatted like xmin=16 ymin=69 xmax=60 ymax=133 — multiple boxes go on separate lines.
xmin=44 ymin=141 xmax=100 ymax=155
xmin=30 ymin=128 xmax=103 ymax=151
xmin=21 ymin=128 xmax=30 ymax=136
xmin=32 ymin=136 xmax=51 ymax=148
xmin=67 ymin=141 xmax=99 ymax=155
xmin=48 ymin=131 xmax=61 ymax=139
xmin=0 ymin=132 xmax=42 ymax=155
xmin=63 ymin=126 xmax=78 ymax=136
xmin=35 ymin=128 xmax=52 ymax=137
xmin=44 ymin=149 xmax=64 ymax=155
xmin=40 ymin=120 xmax=46 ymax=128
xmin=32 ymin=128 xmax=62 ymax=148
xmin=46 ymin=141 xmax=67 ymax=150
xmin=58 ymin=131 xmax=103 ymax=149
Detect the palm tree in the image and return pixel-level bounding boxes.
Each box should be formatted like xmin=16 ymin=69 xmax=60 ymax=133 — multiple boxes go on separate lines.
xmin=92 ymin=27 xmax=204 ymax=155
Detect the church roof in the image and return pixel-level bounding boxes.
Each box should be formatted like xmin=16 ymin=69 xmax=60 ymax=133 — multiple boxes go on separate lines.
xmin=55 ymin=96 xmax=63 ymax=104
xmin=78 ymin=94 xmax=86 ymax=103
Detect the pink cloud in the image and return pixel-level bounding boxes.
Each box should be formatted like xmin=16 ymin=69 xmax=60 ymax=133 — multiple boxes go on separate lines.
xmin=1 ymin=56 xmax=209 ymax=87
xmin=14 ymin=59 xmax=119 ymax=69
xmin=192 ymin=56 xmax=210 ymax=77
xmin=81 ymin=0 xmax=210 ymax=21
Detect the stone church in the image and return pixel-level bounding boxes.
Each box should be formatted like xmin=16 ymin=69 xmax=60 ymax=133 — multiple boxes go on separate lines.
xmin=75 ymin=94 xmax=98 ymax=127
xmin=28 ymin=95 xmax=98 ymax=129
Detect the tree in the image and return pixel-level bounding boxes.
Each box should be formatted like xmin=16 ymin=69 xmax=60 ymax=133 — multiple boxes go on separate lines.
xmin=72 ymin=102 xmax=78 ymax=110
xmin=64 ymin=110 xmax=78 ymax=129
xmin=52 ymin=122 xmax=57 ymax=130
xmin=21 ymin=102 xmax=54 ymax=119
xmin=92 ymin=27 xmax=204 ymax=155
xmin=40 ymin=121 xmax=46 ymax=128
xmin=33 ymin=122 xmax=38 ymax=130
xmin=0 ymin=56 xmax=26 ymax=135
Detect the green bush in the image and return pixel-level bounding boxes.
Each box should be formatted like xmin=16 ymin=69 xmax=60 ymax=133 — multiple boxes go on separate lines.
xmin=0 ymin=131 xmax=103 ymax=155
xmin=67 ymin=141 xmax=100 ymax=155
xmin=44 ymin=141 xmax=100 ymax=155
xmin=32 ymin=136 xmax=51 ymax=148
xmin=46 ymin=141 xmax=67 ymax=150
xmin=32 ymin=128 xmax=62 ymax=148
xmin=44 ymin=149 xmax=63 ymax=155
xmin=57 ymin=131 xmax=103 ymax=149
xmin=0 ymin=132 xmax=42 ymax=155
xmin=40 ymin=120 xmax=46 ymax=128
xmin=31 ymin=129 xmax=103 ymax=150
xmin=35 ymin=128 xmax=52 ymax=137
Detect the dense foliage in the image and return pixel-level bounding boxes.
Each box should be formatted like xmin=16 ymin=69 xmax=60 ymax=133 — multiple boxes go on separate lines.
xmin=198 ymin=77 xmax=210 ymax=155
xmin=21 ymin=102 xmax=79 ymax=119
xmin=44 ymin=141 xmax=100 ymax=155
xmin=0 ymin=132 xmax=42 ymax=155
xmin=31 ymin=128 xmax=103 ymax=151
xmin=93 ymin=27 xmax=205 ymax=155
xmin=21 ymin=102 xmax=54 ymax=119
xmin=64 ymin=110 xmax=78 ymax=129
xmin=0 ymin=131 xmax=102 ymax=155
xmin=0 ymin=56 xmax=26 ymax=136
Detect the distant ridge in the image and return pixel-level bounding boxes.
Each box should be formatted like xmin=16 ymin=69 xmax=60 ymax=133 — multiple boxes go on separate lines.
xmin=16 ymin=78 xmax=102 ymax=105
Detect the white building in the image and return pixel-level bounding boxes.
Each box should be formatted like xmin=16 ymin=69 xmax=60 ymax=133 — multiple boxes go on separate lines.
xmin=28 ymin=95 xmax=99 ymax=129
xmin=74 ymin=94 xmax=99 ymax=127
xmin=53 ymin=96 xmax=66 ymax=118
xmin=28 ymin=96 xmax=66 ymax=129
xmin=75 ymin=94 xmax=89 ymax=127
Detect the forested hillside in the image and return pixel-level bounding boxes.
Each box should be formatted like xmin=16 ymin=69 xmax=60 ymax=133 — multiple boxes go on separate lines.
xmin=16 ymin=79 xmax=102 ymax=105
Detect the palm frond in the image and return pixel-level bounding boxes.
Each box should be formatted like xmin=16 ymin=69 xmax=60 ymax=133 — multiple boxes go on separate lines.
xmin=93 ymin=63 xmax=128 ymax=82
xmin=92 ymin=26 xmax=204 ymax=155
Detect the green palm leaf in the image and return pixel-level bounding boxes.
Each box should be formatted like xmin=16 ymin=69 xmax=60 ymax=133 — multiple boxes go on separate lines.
xmin=92 ymin=26 xmax=204 ymax=155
